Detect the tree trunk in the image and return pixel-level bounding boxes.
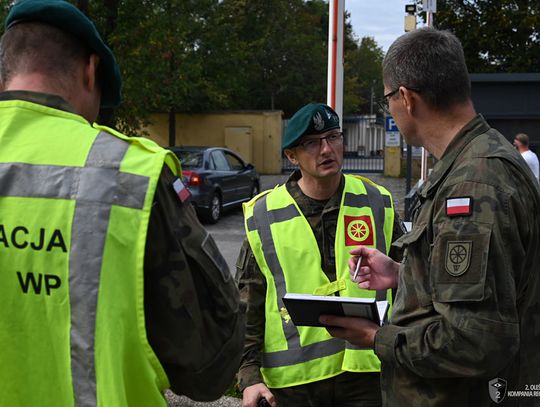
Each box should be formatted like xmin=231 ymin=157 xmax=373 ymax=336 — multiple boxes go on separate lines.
xmin=168 ymin=108 xmax=176 ymax=147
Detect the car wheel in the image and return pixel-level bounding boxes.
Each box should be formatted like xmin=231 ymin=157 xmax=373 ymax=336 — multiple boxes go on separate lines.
xmin=202 ymin=192 xmax=221 ymax=224
xmin=250 ymin=182 xmax=260 ymax=198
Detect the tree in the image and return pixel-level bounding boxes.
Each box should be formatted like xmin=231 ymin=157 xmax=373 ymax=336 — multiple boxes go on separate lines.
xmin=435 ymin=0 xmax=540 ymax=73
xmin=0 ymin=0 xmax=385 ymax=131
xmin=344 ymin=36 xmax=385 ymax=115
xmin=215 ymin=0 xmax=330 ymax=117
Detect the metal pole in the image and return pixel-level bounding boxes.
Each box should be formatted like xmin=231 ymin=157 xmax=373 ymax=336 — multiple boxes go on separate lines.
xmin=420 ymin=10 xmax=433 ymax=182
xmin=370 ymin=85 xmax=374 ymax=116
xmin=327 ymin=0 xmax=344 ymax=125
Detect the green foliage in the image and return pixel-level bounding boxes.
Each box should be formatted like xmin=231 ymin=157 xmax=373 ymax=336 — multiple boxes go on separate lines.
xmin=0 ymin=0 xmax=384 ymax=133
xmin=344 ymin=36 xmax=385 ymax=115
xmin=224 ymin=380 xmax=242 ymax=399
xmin=435 ymin=0 xmax=540 ymax=73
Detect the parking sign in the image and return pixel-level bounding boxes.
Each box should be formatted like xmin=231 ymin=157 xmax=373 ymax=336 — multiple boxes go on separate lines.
xmin=385 ymin=116 xmax=399 ymax=132
xmin=385 ymin=116 xmax=401 ymax=147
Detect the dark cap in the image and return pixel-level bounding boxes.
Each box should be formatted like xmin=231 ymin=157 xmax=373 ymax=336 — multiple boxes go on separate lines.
xmin=5 ymin=0 xmax=121 ymax=108
xmin=282 ymin=103 xmax=340 ymax=149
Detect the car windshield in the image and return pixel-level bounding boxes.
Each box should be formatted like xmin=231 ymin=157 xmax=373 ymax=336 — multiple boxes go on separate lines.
xmin=177 ymin=150 xmax=203 ymax=168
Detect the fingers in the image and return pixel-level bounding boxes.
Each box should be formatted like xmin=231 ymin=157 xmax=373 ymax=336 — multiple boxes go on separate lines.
xmin=262 ymin=391 xmax=277 ymax=407
xmin=243 ymin=384 xmax=274 ymax=407
xmin=349 ymin=245 xmax=375 ymax=257
xmin=350 ymin=265 xmax=370 ymax=282
xmin=320 ymin=315 xmax=380 ymax=348
xmin=319 ymin=314 xmax=350 ymax=329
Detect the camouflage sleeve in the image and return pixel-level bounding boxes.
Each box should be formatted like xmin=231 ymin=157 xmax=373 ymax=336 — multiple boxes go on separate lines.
xmin=388 ymin=210 xmax=406 ymax=262
xmin=144 ymin=166 xmax=245 ymax=401
xmin=375 ymin=178 xmax=521 ymax=378
xmin=235 ymin=238 xmax=266 ymax=392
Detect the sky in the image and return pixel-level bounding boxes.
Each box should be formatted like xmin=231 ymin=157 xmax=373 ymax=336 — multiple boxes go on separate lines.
xmin=346 ymin=0 xmax=415 ymax=52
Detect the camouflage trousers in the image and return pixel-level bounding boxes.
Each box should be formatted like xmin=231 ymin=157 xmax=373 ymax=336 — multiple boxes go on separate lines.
xmin=271 ymin=372 xmax=382 ymax=407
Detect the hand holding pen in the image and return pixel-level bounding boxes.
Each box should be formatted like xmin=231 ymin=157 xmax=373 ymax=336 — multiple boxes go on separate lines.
xmin=349 ymin=246 xmax=400 ymax=290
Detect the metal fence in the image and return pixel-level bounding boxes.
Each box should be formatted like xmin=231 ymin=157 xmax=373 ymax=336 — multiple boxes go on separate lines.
xmin=282 ymin=156 xmax=383 ymax=173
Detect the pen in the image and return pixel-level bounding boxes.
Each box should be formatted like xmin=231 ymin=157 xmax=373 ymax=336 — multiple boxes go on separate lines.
xmin=353 ymin=255 xmax=362 ymax=281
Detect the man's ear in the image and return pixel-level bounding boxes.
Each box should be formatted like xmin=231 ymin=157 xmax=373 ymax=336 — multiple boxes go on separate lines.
xmin=283 ymin=148 xmax=298 ymax=165
xmin=399 ymin=86 xmax=417 ymax=115
xmin=83 ymin=54 xmax=100 ymax=92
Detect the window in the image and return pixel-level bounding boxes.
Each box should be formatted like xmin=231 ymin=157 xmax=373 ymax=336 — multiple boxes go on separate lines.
xmin=176 ymin=150 xmax=202 ymax=168
xmin=224 ymin=152 xmax=245 ymax=171
xmin=211 ymin=151 xmax=230 ymax=171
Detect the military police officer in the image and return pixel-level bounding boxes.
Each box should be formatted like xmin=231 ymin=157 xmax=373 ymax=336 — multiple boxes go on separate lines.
xmin=237 ymin=103 xmax=405 ymax=407
xmin=322 ymin=28 xmax=540 ymax=406
xmin=0 ymin=1 xmax=244 ymax=405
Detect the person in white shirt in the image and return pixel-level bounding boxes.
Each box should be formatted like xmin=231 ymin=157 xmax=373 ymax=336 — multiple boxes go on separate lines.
xmin=514 ymin=133 xmax=539 ymax=182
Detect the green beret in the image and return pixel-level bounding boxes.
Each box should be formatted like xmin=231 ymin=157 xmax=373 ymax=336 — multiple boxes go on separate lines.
xmin=5 ymin=0 xmax=121 ymax=109
xmin=282 ymin=103 xmax=340 ymax=149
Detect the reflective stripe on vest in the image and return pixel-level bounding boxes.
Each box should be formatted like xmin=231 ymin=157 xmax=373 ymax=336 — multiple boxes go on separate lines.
xmin=0 ymin=132 xmax=148 ymax=406
xmin=246 ymin=176 xmax=393 ymax=372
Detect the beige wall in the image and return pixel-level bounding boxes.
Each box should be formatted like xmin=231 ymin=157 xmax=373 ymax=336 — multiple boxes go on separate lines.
xmin=145 ymin=111 xmax=283 ymax=174
xmin=384 ymin=147 xmax=402 ymax=177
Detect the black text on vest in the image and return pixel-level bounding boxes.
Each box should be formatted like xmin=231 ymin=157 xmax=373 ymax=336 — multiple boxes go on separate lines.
xmin=0 ymin=225 xmax=67 ymax=252
xmin=17 ymin=271 xmax=61 ymax=295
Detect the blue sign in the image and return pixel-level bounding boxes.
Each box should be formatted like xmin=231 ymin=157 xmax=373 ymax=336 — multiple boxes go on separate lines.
xmin=385 ymin=116 xmax=399 ymax=132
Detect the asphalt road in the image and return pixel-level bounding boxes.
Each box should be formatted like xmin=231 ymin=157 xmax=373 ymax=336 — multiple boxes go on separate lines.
xmin=204 ymin=174 xmax=289 ymax=278
xmin=204 ymin=207 xmax=245 ymax=278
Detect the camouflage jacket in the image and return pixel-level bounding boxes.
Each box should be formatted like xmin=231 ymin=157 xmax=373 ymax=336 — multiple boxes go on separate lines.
xmin=236 ymin=171 xmax=405 ymax=391
xmin=375 ymin=115 xmax=540 ymax=406
xmin=145 ymin=166 xmax=245 ymax=400
xmin=0 ymin=91 xmax=245 ymax=401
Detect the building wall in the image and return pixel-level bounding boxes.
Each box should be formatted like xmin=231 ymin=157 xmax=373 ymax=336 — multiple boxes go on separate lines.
xmin=145 ymin=111 xmax=283 ymax=174
xmin=471 ymin=73 xmax=540 ymax=152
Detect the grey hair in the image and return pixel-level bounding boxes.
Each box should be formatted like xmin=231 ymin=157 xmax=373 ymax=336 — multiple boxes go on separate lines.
xmin=383 ymin=27 xmax=471 ymax=110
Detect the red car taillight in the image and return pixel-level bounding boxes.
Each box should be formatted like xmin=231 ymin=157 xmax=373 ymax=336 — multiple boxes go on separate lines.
xmin=182 ymin=170 xmax=201 ymax=186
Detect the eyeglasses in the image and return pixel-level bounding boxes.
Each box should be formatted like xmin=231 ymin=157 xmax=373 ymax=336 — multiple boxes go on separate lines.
xmin=377 ymin=86 xmax=421 ymax=114
xmin=297 ymin=132 xmax=344 ymax=153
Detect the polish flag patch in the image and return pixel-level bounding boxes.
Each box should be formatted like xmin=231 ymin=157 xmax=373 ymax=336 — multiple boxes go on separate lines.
xmin=446 ymin=197 xmax=472 ymax=217
xmin=172 ymin=178 xmax=191 ymax=203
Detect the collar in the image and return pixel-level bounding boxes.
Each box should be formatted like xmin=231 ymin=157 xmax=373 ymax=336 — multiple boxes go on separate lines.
xmin=0 ymin=90 xmax=76 ymax=114
xmin=286 ymin=170 xmax=344 ymax=215
xmin=419 ymin=114 xmax=491 ymax=199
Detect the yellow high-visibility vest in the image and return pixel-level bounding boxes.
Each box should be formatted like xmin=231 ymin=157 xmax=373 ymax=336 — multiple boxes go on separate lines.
xmin=243 ymin=174 xmax=394 ymax=388
xmin=0 ymin=99 xmax=180 ymax=406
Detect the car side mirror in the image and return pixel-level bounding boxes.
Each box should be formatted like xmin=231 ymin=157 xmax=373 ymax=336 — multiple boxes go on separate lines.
xmin=245 ymin=163 xmax=254 ymax=170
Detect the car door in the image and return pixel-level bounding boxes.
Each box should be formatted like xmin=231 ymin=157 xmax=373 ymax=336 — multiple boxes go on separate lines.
xmin=209 ymin=150 xmax=236 ymax=205
xmin=223 ymin=151 xmax=252 ymax=200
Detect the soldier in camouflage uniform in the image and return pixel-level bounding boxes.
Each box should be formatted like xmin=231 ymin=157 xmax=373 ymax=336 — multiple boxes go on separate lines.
xmin=322 ymin=28 xmax=540 ymax=406
xmin=0 ymin=1 xmax=244 ymax=403
xmin=236 ymin=103 xmax=405 ymax=407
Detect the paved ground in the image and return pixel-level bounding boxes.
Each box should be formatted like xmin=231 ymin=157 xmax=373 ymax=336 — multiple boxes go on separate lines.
xmin=166 ymin=172 xmax=407 ymax=406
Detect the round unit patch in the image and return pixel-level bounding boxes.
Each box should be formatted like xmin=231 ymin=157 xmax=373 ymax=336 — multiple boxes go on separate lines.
xmin=445 ymin=241 xmax=472 ymax=276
